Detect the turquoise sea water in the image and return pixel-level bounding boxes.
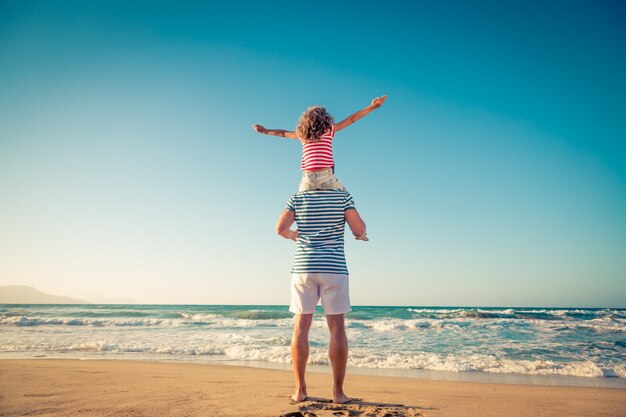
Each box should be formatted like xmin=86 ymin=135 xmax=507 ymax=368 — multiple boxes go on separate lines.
xmin=1 ymin=304 xmax=625 ymax=388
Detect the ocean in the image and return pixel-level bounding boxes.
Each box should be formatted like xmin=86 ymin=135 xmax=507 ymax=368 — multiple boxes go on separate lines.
xmin=1 ymin=304 xmax=625 ymax=388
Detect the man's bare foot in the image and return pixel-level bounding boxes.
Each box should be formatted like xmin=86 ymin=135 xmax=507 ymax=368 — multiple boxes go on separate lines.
xmin=333 ymin=392 xmax=354 ymax=404
xmin=289 ymin=392 xmax=308 ymax=402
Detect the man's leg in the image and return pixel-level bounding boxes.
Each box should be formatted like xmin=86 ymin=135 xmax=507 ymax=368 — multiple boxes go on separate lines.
xmin=291 ymin=313 xmax=313 ymax=402
xmin=326 ymin=314 xmax=350 ymax=403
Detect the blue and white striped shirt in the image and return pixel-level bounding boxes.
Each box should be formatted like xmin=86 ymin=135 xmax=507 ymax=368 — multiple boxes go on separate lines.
xmin=286 ymin=190 xmax=356 ymax=274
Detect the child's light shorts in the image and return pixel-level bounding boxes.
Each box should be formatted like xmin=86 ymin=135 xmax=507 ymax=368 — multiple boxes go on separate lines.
xmin=289 ymin=273 xmax=351 ymax=315
xmin=299 ymin=168 xmax=345 ymax=192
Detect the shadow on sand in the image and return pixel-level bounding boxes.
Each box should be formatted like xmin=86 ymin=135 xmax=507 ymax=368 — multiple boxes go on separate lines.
xmin=281 ymin=397 xmax=435 ymax=417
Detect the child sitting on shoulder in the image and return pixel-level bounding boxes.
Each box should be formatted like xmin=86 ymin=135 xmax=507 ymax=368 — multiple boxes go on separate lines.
xmin=252 ymin=95 xmax=387 ymax=194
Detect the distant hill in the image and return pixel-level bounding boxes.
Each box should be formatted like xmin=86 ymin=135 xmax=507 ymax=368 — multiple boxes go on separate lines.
xmin=0 ymin=285 xmax=86 ymax=304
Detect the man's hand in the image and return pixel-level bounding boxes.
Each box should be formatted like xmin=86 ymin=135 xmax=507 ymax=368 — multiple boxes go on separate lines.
xmin=370 ymin=95 xmax=387 ymax=109
xmin=276 ymin=209 xmax=298 ymax=240
xmin=355 ymin=233 xmax=369 ymax=242
xmin=252 ymin=124 xmax=267 ymax=134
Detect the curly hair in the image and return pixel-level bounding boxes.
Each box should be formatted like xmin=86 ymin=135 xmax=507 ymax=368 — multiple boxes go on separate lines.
xmin=295 ymin=106 xmax=334 ymax=143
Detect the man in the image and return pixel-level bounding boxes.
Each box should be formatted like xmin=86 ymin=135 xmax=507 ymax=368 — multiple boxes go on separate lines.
xmin=275 ymin=188 xmax=367 ymax=404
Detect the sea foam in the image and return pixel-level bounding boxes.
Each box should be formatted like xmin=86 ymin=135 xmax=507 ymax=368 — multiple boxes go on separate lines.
xmin=2 ymin=305 xmax=624 ymax=383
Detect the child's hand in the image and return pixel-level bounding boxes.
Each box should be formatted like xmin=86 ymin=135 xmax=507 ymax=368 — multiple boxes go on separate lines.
xmin=370 ymin=95 xmax=387 ymax=109
xmin=252 ymin=124 xmax=267 ymax=134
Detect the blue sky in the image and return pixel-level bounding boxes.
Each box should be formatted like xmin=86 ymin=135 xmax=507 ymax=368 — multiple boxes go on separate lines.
xmin=1 ymin=1 xmax=624 ymax=307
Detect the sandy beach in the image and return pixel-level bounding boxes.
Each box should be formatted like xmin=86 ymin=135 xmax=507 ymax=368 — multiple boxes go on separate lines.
xmin=0 ymin=360 xmax=624 ymax=417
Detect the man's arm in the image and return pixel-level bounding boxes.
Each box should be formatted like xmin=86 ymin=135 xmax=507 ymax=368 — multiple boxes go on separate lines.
xmin=345 ymin=208 xmax=368 ymax=241
xmin=334 ymin=95 xmax=387 ymax=132
xmin=276 ymin=209 xmax=298 ymax=241
xmin=252 ymin=124 xmax=298 ymax=139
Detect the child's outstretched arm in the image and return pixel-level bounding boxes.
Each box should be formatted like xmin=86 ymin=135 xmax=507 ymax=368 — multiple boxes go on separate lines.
xmin=334 ymin=95 xmax=387 ymax=132
xmin=252 ymin=124 xmax=298 ymax=139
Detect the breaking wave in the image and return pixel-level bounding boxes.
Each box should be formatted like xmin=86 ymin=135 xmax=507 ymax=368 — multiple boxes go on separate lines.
xmin=2 ymin=304 xmax=625 ymax=382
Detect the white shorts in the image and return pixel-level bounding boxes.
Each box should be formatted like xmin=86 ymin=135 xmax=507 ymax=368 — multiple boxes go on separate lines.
xmin=299 ymin=169 xmax=346 ymax=192
xmin=289 ymin=273 xmax=351 ymax=315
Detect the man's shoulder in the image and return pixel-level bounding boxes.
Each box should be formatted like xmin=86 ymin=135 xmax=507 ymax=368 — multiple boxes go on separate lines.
xmin=292 ymin=189 xmax=350 ymax=201
xmin=293 ymin=189 xmax=350 ymax=197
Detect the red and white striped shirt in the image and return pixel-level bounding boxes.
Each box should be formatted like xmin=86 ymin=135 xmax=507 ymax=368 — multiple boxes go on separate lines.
xmin=300 ymin=126 xmax=335 ymax=171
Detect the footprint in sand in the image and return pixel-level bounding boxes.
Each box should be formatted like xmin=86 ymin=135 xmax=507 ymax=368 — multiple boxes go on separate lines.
xmin=281 ymin=399 xmax=426 ymax=417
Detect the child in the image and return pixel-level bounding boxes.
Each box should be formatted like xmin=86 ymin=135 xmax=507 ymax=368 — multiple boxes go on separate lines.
xmin=251 ymin=95 xmax=387 ymax=194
